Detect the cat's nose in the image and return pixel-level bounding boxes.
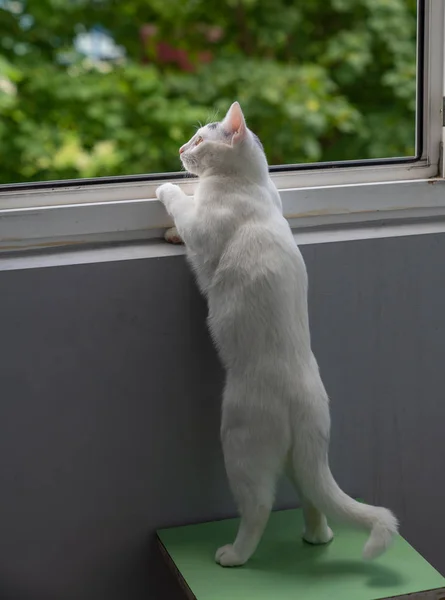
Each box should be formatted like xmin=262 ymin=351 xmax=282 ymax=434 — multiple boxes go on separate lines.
xmin=179 ymin=146 xmax=185 ymax=155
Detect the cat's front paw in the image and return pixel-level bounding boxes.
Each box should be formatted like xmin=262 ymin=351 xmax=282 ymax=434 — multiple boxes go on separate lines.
xmin=215 ymin=544 xmax=246 ymax=567
xmin=156 ymin=183 xmax=181 ymax=205
xmin=164 ymin=226 xmax=183 ymax=245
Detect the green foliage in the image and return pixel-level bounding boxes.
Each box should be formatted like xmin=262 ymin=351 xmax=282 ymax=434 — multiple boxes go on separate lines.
xmin=0 ymin=0 xmax=417 ymax=184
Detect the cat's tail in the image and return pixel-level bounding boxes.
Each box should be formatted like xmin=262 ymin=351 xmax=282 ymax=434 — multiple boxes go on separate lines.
xmin=292 ymin=437 xmax=398 ymax=559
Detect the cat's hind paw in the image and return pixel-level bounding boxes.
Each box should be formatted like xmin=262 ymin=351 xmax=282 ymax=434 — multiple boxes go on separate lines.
xmin=303 ymin=525 xmax=334 ymax=545
xmin=215 ymin=544 xmax=246 ymax=567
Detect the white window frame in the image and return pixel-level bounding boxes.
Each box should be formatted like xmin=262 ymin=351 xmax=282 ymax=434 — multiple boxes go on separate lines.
xmin=0 ymin=0 xmax=444 ymax=252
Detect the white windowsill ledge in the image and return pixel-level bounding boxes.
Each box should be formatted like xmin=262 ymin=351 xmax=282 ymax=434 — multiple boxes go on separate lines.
xmin=1 ymin=178 xmax=445 ymax=255
xmin=1 ymin=217 xmax=445 ymax=272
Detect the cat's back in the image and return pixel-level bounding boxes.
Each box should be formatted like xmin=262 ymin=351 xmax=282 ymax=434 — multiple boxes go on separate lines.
xmin=209 ymin=210 xmax=307 ymax=319
xmin=194 ymin=177 xmax=306 ymax=301
xmin=207 ymin=215 xmax=310 ymax=369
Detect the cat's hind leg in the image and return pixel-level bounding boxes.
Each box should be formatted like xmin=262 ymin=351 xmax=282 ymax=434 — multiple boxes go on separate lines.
xmin=216 ymin=409 xmax=289 ymax=567
xmin=289 ymin=396 xmax=398 ymax=559
xmin=301 ymin=497 xmax=334 ymax=545
xmin=286 ymin=464 xmax=333 ymax=545
xmin=298 ymin=490 xmax=334 ymax=545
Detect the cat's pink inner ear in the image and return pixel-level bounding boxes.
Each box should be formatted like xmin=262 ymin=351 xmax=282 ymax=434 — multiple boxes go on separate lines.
xmin=224 ymin=101 xmax=247 ymax=144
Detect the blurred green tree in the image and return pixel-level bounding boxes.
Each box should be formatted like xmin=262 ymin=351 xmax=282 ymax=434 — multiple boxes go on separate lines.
xmin=0 ymin=0 xmax=417 ymax=184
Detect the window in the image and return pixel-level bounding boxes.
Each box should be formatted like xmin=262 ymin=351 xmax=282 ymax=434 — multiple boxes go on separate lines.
xmin=0 ymin=0 xmax=443 ymax=251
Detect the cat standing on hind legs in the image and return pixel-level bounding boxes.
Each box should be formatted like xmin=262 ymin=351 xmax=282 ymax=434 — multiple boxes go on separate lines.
xmin=156 ymin=101 xmax=398 ymax=567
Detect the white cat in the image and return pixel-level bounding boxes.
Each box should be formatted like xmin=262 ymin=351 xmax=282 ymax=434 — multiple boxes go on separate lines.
xmin=156 ymin=102 xmax=398 ymax=567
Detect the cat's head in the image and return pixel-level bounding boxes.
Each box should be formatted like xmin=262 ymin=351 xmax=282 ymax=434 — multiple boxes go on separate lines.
xmin=179 ymin=102 xmax=268 ymax=178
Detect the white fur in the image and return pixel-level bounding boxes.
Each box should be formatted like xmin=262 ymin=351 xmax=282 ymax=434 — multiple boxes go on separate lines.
xmin=157 ymin=102 xmax=398 ymax=567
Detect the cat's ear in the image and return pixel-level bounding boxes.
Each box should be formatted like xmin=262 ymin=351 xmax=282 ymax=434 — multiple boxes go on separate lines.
xmin=223 ymin=101 xmax=247 ymax=145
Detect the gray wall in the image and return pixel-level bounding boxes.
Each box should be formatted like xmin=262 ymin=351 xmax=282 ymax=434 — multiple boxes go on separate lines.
xmin=0 ymin=233 xmax=444 ymax=600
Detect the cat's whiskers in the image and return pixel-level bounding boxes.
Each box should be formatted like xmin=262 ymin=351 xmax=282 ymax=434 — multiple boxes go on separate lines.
xmin=205 ymin=108 xmax=220 ymax=124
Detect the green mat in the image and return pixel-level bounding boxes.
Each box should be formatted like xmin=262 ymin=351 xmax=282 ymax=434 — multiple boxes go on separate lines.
xmin=158 ymin=508 xmax=445 ymax=600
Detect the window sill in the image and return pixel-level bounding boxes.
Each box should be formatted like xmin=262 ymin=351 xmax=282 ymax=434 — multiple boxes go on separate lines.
xmin=1 ymin=215 xmax=445 ymax=272
xmin=0 ymin=178 xmax=444 ymax=254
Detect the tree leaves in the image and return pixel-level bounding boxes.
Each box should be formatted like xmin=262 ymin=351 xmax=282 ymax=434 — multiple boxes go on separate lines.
xmin=0 ymin=0 xmax=417 ymax=184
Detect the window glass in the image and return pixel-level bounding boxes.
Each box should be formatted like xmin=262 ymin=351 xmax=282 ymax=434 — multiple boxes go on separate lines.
xmin=0 ymin=0 xmax=418 ymax=185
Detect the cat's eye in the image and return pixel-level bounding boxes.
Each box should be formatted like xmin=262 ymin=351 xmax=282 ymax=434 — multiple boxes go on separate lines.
xmin=194 ymin=136 xmax=203 ymax=146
